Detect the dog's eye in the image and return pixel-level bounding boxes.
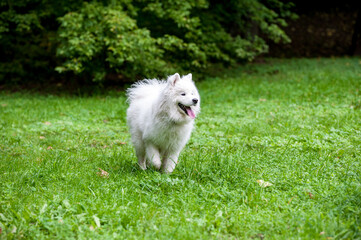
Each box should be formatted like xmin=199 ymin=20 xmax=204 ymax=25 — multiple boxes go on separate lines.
xmin=181 ymin=93 xmax=186 ymax=96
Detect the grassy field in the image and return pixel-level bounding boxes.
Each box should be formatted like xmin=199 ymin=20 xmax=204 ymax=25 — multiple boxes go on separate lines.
xmin=0 ymin=58 xmax=360 ymax=239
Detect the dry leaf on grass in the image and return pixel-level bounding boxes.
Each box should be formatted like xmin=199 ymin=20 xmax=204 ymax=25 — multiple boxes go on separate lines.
xmin=307 ymin=191 xmax=314 ymax=199
xmin=257 ymin=180 xmax=273 ymax=187
xmin=251 ymin=233 xmax=265 ymax=240
xmin=39 ymin=136 xmax=45 ymax=139
xmin=44 ymin=121 xmax=51 ymax=125
xmin=97 ymin=168 xmax=109 ymax=178
xmin=47 ymin=146 xmax=53 ymax=150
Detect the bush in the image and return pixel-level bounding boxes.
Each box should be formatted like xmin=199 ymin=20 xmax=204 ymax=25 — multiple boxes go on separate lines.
xmin=0 ymin=0 xmax=295 ymax=83
xmin=0 ymin=0 xmax=82 ymax=83
xmin=56 ymin=2 xmax=167 ymax=81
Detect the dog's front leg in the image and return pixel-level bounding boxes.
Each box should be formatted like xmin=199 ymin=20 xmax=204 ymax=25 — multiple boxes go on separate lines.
xmin=145 ymin=144 xmax=162 ymax=170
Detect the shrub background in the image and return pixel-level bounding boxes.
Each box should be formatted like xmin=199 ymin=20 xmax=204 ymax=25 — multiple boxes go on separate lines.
xmin=0 ymin=0 xmax=294 ymax=83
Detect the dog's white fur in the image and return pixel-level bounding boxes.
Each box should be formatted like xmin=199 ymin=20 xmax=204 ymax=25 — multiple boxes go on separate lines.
xmin=126 ymin=73 xmax=200 ymax=173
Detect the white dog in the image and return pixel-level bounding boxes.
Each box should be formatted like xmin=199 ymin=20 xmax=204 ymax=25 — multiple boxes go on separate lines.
xmin=126 ymin=73 xmax=200 ymax=173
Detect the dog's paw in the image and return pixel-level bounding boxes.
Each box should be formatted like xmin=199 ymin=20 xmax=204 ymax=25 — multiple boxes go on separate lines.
xmin=151 ymin=159 xmax=162 ymax=170
xmin=162 ymin=166 xmax=175 ymax=174
xmin=138 ymin=162 xmax=147 ymax=170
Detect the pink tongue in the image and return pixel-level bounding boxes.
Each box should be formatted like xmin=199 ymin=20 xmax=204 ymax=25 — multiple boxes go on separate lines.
xmin=186 ymin=108 xmax=196 ymax=119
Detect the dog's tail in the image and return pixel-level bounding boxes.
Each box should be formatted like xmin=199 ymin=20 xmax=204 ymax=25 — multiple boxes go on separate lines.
xmin=126 ymin=79 xmax=165 ymax=103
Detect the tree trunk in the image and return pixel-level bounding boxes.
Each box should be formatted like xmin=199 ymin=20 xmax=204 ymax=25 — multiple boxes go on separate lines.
xmin=350 ymin=8 xmax=361 ymax=55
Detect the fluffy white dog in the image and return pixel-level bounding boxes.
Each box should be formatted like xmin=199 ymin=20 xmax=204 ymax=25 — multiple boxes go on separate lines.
xmin=126 ymin=73 xmax=200 ymax=173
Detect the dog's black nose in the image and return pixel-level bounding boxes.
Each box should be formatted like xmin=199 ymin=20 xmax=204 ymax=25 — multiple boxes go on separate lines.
xmin=192 ymin=98 xmax=198 ymax=104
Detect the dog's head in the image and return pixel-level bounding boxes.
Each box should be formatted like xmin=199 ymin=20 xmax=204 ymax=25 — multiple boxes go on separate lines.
xmin=166 ymin=73 xmax=201 ymax=122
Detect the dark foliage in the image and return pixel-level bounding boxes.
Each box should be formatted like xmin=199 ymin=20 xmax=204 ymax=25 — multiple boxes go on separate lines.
xmin=0 ymin=0 xmax=295 ymax=83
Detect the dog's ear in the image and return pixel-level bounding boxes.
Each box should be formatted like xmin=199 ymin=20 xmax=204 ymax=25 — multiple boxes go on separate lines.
xmin=169 ymin=73 xmax=180 ymax=86
xmin=185 ymin=73 xmax=192 ymax=80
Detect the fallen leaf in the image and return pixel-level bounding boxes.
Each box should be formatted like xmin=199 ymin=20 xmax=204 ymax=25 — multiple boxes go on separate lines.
xmin=39 ymin=136 xmax=45 ymax=139
xmin=259 ymin=98 xmax=267 ymax=102
xmin=118 ymin=141 xmax=126 ymax=145
xmin=47 ymin=146 xmax=53 ymax=150
xmin=257 ymin=180 xmax=273 ymax=187
xmin=320 ymin=232 xmax=325 ymax=235
xmin=97 ymin=168 xmax=109 ymax=178
xmin=103 ymin=119 xmax=109 ymax=123
xmin=251 ymin=233 xmax=264 ymax=240
xmin=307 ymin=192 xmax=314 ymax=199
xmin=58 ymin=219 xmax=64 ymax=224
xmin=44 ymin=121 xmax=51 ymax=125
xmin=1 ymin=103 xmax=7 ymax=107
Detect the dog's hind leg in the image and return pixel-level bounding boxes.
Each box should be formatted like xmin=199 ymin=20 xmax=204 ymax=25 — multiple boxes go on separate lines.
xmin=135 ymin=145 xmax=146 ymax=170
xmin=133 ymin=140 xmax=147 ymax=170
xmin=131 ymin=132 xmax=147 ymax=170
xmin=145 ymin=144 xmax=161 ymax=170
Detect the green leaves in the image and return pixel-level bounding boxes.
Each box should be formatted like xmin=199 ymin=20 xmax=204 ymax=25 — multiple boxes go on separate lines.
xmin=56 ymin=2 xmax=167 ymax=81
xmin=1 ymin=0 xmax=294 ymax=83
xmin=55 ymin=0 xmax=294 ymax=81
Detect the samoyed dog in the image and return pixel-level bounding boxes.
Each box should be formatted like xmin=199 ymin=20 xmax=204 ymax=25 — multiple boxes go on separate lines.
xmin=126 ymin=73 xmax=200 ymax=173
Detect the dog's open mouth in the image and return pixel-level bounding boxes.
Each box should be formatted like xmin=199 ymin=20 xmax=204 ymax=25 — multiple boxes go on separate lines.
xmin=178 ymin=103 xmax=196 ymax=119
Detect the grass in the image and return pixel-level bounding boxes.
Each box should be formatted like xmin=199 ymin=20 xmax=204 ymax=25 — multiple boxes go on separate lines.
xmin=1 ymin=58 xmax=361 ymax=239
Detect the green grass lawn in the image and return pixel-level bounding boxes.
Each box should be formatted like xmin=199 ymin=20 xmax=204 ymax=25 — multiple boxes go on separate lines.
xmin=1 ymin=58 xmax=360 ymax=239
